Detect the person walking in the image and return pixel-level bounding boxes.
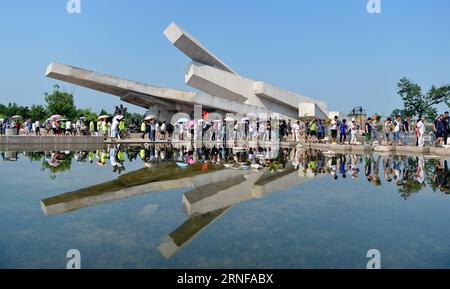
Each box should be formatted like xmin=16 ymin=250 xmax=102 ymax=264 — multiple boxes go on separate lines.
xmin=101 ymin=120 xmax=108 ymax=138
xmin=339 ymin=119 xmax=347 ymax=144
xmin=443 ymin=111 xmax=450 ymax=146
xmin=371 ymin=116 xmax=381 ymax=145
xmin=402 ymin=116 xmax=411 ymax=146
xmin=34 ymin=120 xmax=41 ymax=135
xmin=309 ymin=119 xmax=317 ymax=143
xmin=317 ymin=119 xmax=325 ymax=143
xmin=119 ymin=119 xmax=126 ymax=139
xmin=416 ymin=116 xmax=426 ymax=147
xmin=293 ymin=121 xmax=301 ymax=143
xmin=433 ymin=114 xmax=445 ymax=146
xmin=384 ymin=117 xmax=393 ymax=145
xmin=150 ymin=120 xmax=156 ymax=142
xmin=89 ymin=119 xmax=96 ymax=136
xmin=365 ymin=118 xmax=373 ymax=145
xmin=330 ymin=116 xmax=338 ymax=144
xmin=111 ymin=117 xmax=120 ymax=140
xmin=160 ymin=121 xmax=167 ymax=141
xmin=287 ymin=119 xmax=292 ymax=142
xmin=280 ymin=120 xmax=288 ymax=142
xmin=141 ymin=120 xmax=147 ymax=139
xmin=393 ymin=115 xmax=402 ymax=146
xmin=66 ymin=120 xmax=73 ymax=136
xmin=26 ymin=119 xmax=32 ymax=135
xmin=304 ymin=120 xmax=310 ymax=142
xmin=350 ymin=118 xmax=358 ymax=145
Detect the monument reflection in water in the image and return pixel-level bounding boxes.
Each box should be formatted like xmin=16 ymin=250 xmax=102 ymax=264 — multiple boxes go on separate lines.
xmin=31 ymin=144 xmax=450 ymax=261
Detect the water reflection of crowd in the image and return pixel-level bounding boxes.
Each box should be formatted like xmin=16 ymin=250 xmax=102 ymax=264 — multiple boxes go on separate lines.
xmin=2 ymin=146 xmax=450 ymax=197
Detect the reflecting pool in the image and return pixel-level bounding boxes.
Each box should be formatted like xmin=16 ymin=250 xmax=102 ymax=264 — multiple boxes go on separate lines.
xmin=1 ymin=144 xmax=450 ymax=269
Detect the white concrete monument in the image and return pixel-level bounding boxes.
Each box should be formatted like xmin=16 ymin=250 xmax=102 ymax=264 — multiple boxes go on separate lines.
xmin=46 ymin=22 xmax=332 ymax=121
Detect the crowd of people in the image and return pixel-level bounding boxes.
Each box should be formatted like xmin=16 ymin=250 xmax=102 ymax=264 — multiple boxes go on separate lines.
xmin=2 ymin=109 xmax=450 ymax=149
xmin=0 ymin=115 xmax=130 ymax=139
xmin=137 ymin=111 xmax=450 ymax=149
xmin=292 ymin=111 xmax=450 ymax=148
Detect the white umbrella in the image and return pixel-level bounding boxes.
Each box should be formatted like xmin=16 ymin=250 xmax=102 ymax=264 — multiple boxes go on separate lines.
xmin=145 ymin=115 xmax=156 ymax=121
xmin=98 ymin=115 xmax=109 ymax=120
xmin=113 ymin=115 xmax=124 ymax=121
xmin=224 ymin=117 xmax=235 ymax=122
xmin=12 ymin=115 xmax=22 ymax=119
xmin=176 ymin=118 xmax=189 ymax=123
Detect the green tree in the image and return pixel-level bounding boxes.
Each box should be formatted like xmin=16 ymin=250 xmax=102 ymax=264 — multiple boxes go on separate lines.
xmin=98 ymin=109 xmax=109 ymax=117
xmin=397 ymin=77 xmax=449 ymax=120
xmin=77 ymin=108 xmax=97 ymax=120
xmin=29 ymin=104 xmax=48 ymax=121
xmin=391 ymin=109 xmax=405 ymax=118
xmin=44 ymin=85 xmax=77 ymax=119
xmin=0 ymin=102 xmax=29 ymax=118
xmin=0 ymin=104 xmax=6 ymax=116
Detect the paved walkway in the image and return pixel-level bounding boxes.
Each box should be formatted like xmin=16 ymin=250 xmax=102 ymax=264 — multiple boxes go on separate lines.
xmin=1 ymin=135 xmax=450 ymax=156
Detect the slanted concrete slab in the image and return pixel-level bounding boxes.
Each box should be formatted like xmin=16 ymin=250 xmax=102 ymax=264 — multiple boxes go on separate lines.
xmin=253 ymin=81 xmax=327 ymax=112
xmin=46 ymin=63 xmax=198 ymax=107
xmin=185 ymin=62 xmax=303 ymax=119
xmin=185 ymin=62 xmax=248 ymax=103
xmin=164 ymin=22 xmax=235 ymax=74
xmin=299 ymin=102 xmax=329 ymax=119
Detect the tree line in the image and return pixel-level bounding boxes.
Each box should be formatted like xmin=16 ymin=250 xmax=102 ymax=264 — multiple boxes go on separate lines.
xmin=0 ymin=85 xmax=143 ymax=123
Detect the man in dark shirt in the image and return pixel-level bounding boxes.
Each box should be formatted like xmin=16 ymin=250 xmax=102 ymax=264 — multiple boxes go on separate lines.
xmin=444 ymin=111 xmax=449 ymax=146
xmin=434 ymin=115 xmax=445 ymax=146
xmin=402 ymin=116 xmax=410 ymax=146
xmin=365 ymin=118 xmax=373 ymax=145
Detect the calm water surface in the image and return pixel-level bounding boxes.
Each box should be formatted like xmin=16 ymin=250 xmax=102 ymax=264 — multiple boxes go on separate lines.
xmin=1 ymin=145 xmax=450 ymax=269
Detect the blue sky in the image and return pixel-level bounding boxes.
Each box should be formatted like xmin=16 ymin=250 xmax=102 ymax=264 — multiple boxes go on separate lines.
xmin=0 ymin=0 xmax=449 ymax=115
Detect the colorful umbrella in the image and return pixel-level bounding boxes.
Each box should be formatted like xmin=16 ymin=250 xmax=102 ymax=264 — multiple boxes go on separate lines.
xmin=50 ymin=115 xmax=62 ymax=120
xmin=187 ymin=120 xmax=195 ymax=128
